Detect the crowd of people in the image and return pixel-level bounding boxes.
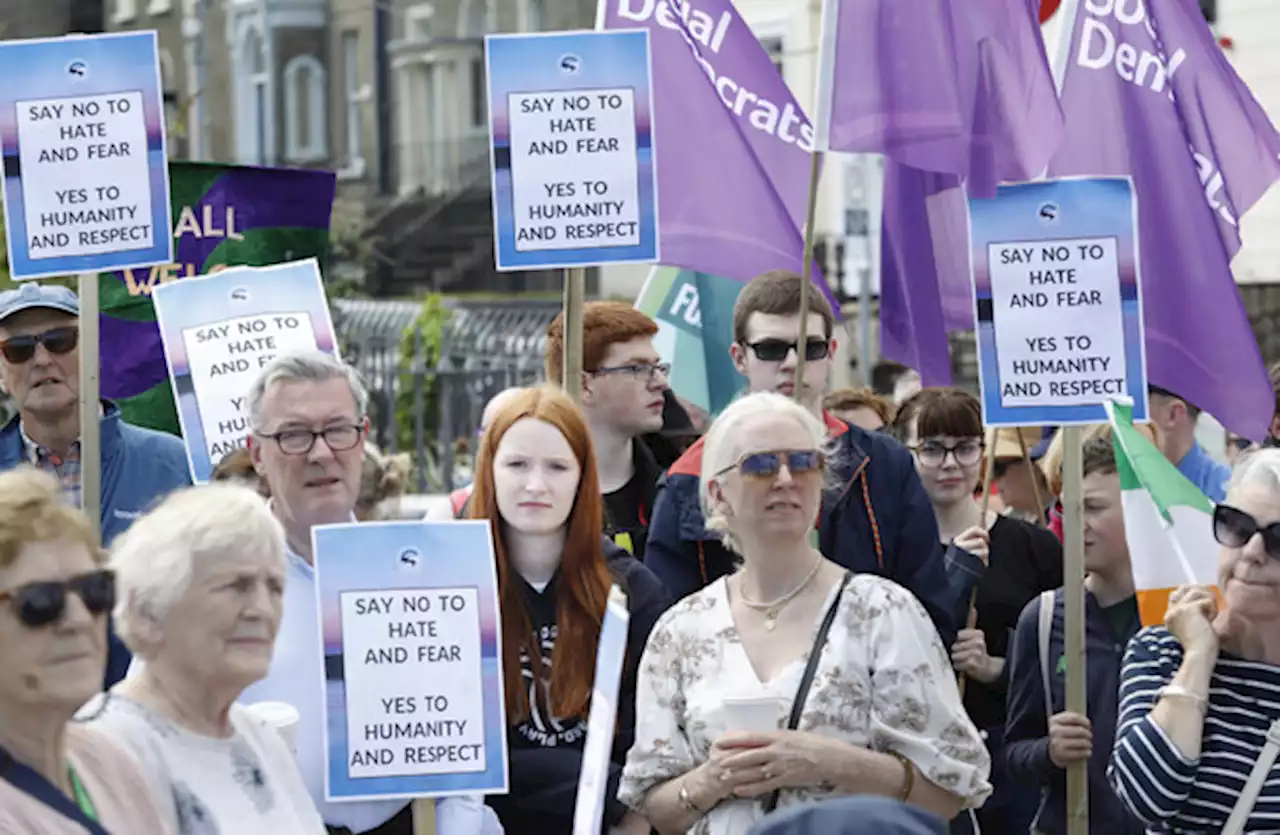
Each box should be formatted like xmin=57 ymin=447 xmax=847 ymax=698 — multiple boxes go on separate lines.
xmin=0 ymin=270 xmax=1278 ymax=835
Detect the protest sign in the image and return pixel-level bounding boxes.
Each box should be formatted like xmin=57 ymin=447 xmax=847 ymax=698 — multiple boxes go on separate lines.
xmin=98 ymin=162 xmax=336 ymax=437
xmin=634 ymin=265 xmax=740 ymax=417
xmin=314 ymin=520 xmax=508 ymax=801
xmin=572 ymin=586 xmax=630 ymax=835
xmin=486 ymin=29 xmax=659 ymax=270
xmin=969 ymin=177 xmax=1147 ymax=427
xmin=0 ymin=31 xmax=172 ymax=280
xmin=151 ymin=259 xmax=338 ymax=481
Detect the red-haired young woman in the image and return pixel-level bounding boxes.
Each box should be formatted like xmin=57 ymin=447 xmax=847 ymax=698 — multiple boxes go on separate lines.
xmin=470 ymin=386 xmax=671 ymax=835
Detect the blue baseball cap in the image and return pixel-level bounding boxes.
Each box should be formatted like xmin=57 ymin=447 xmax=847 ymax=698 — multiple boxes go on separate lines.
xmin=0 ymin=283 xmax=80 ymax=324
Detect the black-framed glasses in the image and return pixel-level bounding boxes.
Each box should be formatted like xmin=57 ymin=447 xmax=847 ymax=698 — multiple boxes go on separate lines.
xmin=0 ymin=326 xmax=78 ymax=364
xmin=910 ymin=438 xmax=985 ymax=468
xmin=743 ymin=338 xmax=830 ymax=363
xmin=259 ymin=424 xmax=364 ymax=456
xmin=590 ymin=362 xmax=671 ymax=382
xmin=0 ymin=569 xmax=115 ymax=629
xmin=717 ymin=449 xmax=825 ymax=480
xmin=1214 ymin=504 xmax=1280 ymax=561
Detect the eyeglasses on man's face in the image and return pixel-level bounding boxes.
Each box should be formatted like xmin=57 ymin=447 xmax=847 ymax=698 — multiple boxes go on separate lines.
xmin=590 ymin=362 xmax=671 ymax=382
xmin=258 ymin=423 xmax=365 ymax=456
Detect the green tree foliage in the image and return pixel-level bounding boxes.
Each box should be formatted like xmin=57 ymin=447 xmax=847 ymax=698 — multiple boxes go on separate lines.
xmin=395 ymin=295 xmax=451 ymax=490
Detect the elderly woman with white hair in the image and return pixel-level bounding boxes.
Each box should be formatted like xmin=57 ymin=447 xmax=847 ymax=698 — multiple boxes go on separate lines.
xmin=618 ymin=392 xmax=990 ymax=835
xmin=1109 ymin=448 xmax=1280 ymax=832
xmin=82 ymin=482 xmax=325 ymax=834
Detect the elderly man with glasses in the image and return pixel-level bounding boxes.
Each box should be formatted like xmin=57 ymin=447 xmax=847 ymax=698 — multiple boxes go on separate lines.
xmin=0 ymin=282 xmax=190 ymax=687
xmin=238 ymin=349 xmax=501 ymax=835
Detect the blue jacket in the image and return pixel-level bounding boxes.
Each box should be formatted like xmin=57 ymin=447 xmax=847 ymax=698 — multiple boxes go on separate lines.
xmin=645 ymin=412 xmax=954 ymax=644
xmin=1004 ymin=590 xmax=1144 ymax=835
xmin=0 ymin=402 xmax=191 ymax=687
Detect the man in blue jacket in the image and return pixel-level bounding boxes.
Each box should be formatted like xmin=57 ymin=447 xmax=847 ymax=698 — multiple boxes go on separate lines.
xmin=645 ymin=270 xmax=953 ymax=642
xmin=0 ymin=283 xmax=190 ymax=686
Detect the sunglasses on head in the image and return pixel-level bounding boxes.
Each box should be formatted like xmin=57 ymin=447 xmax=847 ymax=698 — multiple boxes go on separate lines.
xmin=1213 ymin=505 xmax=1280 ymax=561
xmin=718 ymin=449 xmax=825 ymax=480
xmin=0 ymin=326 xmax=78 ymax=364
xmin=744 ymin=338 xmax=830 ymax=363
xmin=0 ymin=569 xmax=115 ymax=629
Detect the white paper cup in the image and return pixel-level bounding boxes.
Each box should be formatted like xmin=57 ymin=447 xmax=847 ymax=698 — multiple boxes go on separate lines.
xmin=245 ymin=701 xmax=300 ymax=753
xmin=721 ymin=696 xmax=784 ymax=732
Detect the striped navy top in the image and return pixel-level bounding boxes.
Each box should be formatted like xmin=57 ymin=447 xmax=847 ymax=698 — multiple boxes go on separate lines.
xmin=1109 ymin=626 xmax=1280 ymax=833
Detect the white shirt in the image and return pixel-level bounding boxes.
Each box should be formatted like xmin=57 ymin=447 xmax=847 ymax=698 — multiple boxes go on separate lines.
xmin=240 ymin=540 xmax=498 ymax=834
xmin=86 ymin=695 xmax=326 ymax=835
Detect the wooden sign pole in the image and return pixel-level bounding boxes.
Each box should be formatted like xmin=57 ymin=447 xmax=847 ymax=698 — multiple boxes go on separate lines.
xmin=562 ymin=267 xmax=586 ymax=403
xmin=1061 ymin=425 xmax=1088 ymax=834
xmin=77 ymin=272 xmax=101 ymax=543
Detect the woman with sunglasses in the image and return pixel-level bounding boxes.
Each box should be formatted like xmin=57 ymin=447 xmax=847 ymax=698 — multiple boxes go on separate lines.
xmin=620 ymin=393 xmax=989 ymax=835
xmin=80 ymin=483 xmax=324 ymax=835
xmin=1109 ymin=448 xmax=1280 ymax=832
xmin=467 ymin=386 xmax=669 ymax=835
xmin=891 ymin=389 xmax=1062 ymax=835
xmin=0 ymin=467 xmax=171 ymax=834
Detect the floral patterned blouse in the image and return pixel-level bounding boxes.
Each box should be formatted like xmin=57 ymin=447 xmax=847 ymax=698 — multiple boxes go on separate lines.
xmin=618 ymin=574 xmax=992 ymax=834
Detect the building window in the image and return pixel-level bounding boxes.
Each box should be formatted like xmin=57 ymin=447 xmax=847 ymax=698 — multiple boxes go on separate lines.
xmin=760 ymin=36 xmax=784 ymax=76
xmin=235 ymin=26 xmax=272 ymax=166
xmin=470 ymin=57 xmax=486 ymax=128
xmin=158 ymin=50 xmax=181 ymax=157
xmin=284 ymin=55 xmax=328 ymax=163
xmin=112 ymin=0 xmax=137 ymax=23
xmin=342 ymin=31 xmax=363 ymax=170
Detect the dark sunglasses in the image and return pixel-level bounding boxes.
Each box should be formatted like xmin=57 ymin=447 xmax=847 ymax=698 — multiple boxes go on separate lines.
xmin=0 ymin=326 xmax=79 ymax=364
xmin=744 ymin=338 xmax=830 ymax=363
xmin=0 ymin=569 xmax=115 ymax=628
xmin=718 ymin=449 xmax=825 ymax=480
xmin=1214 ymin=505 xmax=1280 ymax=561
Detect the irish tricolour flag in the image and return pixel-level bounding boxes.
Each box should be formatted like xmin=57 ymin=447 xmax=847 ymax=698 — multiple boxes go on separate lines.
xmin=1107 ymin=400 xmax=1220 ymax=626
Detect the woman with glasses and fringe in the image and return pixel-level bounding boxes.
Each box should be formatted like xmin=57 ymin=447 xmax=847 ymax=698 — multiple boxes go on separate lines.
xmin=1109 ymin=448 xmax=1280 ymax=833
xmin=0 ymin=467 xmax=171 ymax=835
xmin=891 ymin=389 xmax=1063 ymax=835
xmin=620 ymin=392 xmax=989 ymax=835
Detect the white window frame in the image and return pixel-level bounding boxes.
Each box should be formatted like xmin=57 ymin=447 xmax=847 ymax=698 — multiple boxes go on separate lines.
xmin=339 ymin=31 xmax=366 ymax=179
xmin=112 ymin=0 xmax=138 ymax=24
xmin=234 ymin=24 xmax=274 ymax=166
xmin=147 ymin=0 xmax=173 ymax=16
xmin=283 ymin=54 xmax=328 ymax=163
xmin=405 ymin=3 xmax=435 ymax=42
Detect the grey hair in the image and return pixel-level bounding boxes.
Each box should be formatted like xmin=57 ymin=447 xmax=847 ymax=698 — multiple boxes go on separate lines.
xmin=247 ymin=350 xmax=369 ymax=431
xmin=1228 ymin=448 xmax=1280 ymax=500
xmin=699 ymin=392 xmax=828 ymax=555
xmin=110 ymin=483 xmax=286 ymax=656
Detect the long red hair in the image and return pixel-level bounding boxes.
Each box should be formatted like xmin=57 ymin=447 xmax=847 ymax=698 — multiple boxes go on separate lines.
xmin=469 ymin=385 xmax=614 ymax=724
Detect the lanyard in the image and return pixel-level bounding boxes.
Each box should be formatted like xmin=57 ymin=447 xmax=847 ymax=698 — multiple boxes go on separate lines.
xmin=68 ymin=765 xmax=98 ymax=822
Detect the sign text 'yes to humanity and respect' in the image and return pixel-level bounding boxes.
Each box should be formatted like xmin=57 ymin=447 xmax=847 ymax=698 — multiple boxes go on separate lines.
xmin=341 ymin=588 xmax=487 ymax=779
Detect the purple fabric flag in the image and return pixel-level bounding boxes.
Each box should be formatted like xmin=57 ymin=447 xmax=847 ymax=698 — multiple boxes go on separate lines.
xmin=597 ymin=0 xmax=824 ymax=284
xmin=815 ymin=0 xmax=1063 ymax=196
xmin=1048 ymin=0 xmax=1280 ymax=437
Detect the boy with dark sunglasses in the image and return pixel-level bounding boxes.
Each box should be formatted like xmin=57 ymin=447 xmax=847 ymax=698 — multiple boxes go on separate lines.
xmin=645 ymin=270 xmax=954 ymax=643
xmin=0 ymin=283 xmax=191 ymax=687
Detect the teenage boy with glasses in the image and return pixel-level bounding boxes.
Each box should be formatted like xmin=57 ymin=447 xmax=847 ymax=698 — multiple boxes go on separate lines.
xmin=0 ymin=283 xmax=190 ymax=687
xmin=645 ymin=270 xmax=953 ymax=642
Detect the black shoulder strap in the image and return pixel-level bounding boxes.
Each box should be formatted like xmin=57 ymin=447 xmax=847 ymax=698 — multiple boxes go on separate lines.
xmin=763 ymin=570 xmax=854 ymax=814
xmin=0 ymin=747 xmax=112 ymax=835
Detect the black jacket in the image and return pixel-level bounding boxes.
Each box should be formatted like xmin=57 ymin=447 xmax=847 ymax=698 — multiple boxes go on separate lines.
xmin=486 ymin=540 xmax=672 ymax=834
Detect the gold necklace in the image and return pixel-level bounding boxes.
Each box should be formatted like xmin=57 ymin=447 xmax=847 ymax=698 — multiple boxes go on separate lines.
xmin=739 ymin=558 xmax=824 ymax=631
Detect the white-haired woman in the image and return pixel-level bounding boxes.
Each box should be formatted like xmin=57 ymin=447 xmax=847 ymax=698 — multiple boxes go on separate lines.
xmin=1110 ymin=448 xmax=1280 ymax=832
xmin=618 ymin=393 xmax=990 ymax=835
xmin=82 ymin=482 xmax=325 ymax=834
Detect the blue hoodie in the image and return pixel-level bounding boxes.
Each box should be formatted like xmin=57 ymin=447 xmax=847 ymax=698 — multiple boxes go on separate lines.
xmin=0 ymin=402 xmax=191 ymax=686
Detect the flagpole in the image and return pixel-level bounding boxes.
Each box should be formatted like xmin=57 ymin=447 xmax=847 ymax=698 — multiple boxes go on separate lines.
xmin=792 ymin=151 xmax=823 ymax=400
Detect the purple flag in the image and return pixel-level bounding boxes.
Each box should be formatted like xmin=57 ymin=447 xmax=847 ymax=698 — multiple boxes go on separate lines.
xmin=814 ymin=0 xmax=1063 ymax=196
xmin=596 ymin=0 xmax=821 ymax=283
xmin=1048 ymin=0 xmax=1280 ymax=437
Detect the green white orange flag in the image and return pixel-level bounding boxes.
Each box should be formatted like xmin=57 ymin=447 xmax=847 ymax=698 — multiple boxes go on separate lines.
xmin=1106 ymin=400 xmax=1220 ymax=626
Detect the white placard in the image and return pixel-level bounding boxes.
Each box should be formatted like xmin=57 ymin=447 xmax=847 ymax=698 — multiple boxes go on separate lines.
xmin=508 ymin=88 xmax=642 ymax=252
xmin=988 ymin=236 xmax=1129 ymax=408
xmin=17 ymin=91 xmax=155 ymax=260
xmin=340 ymin=587 xmax=487 ymax=779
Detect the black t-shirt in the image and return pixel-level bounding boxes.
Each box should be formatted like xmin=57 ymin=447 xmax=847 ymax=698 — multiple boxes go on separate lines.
xmin=603 ymin=470 xmax=648 ymax=559
xmin=965 ymin=516 xmax=1064 ymax=730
